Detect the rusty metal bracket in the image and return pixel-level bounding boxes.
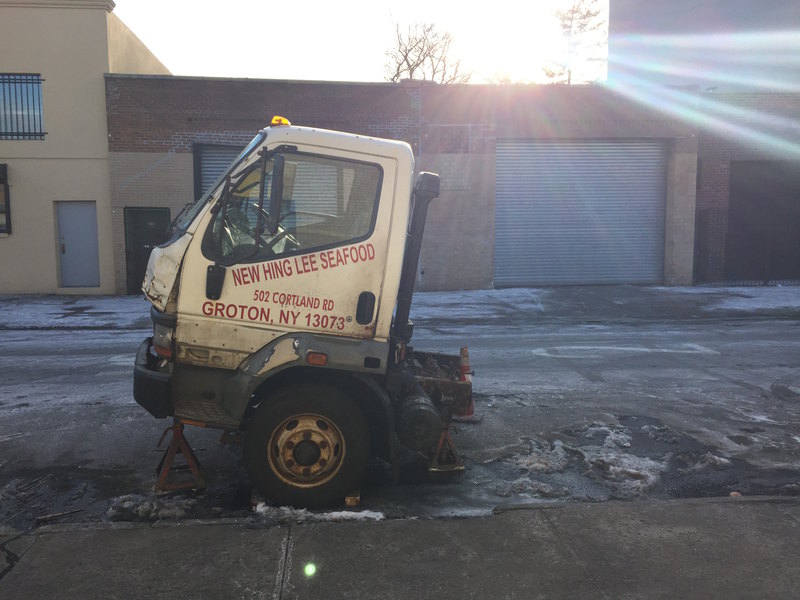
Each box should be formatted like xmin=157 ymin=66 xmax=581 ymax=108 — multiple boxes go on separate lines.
xmin=429 ymin=423 xmax=465 ymax=473
xmin=218 ymin=430 xmax=242 ymax=445
xmin=154 ymin=419 xmax=206 ymax=493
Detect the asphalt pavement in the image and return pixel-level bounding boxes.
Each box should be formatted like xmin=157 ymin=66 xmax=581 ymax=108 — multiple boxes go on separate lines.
xmin=1 ymin=285 xmax=800 ymax=598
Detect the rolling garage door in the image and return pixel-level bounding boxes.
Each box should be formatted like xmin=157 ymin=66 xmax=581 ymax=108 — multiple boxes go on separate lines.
xmin=196 ymin=144 xmax=244 ymax=198
xmin=495 ymin=140 xmax=666 ymax=286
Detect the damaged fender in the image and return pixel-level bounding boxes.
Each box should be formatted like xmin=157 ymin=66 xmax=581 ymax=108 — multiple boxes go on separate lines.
xmin=142 ymin=233 xmax=192 ymax=311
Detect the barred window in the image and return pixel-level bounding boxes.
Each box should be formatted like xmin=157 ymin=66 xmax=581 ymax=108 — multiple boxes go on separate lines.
xmin=0 ymin=74 xmax=45 ymax=140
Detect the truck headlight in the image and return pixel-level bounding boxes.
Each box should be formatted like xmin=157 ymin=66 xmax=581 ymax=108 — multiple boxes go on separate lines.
xmin=152 ymin=323 xmax=174 ymax=359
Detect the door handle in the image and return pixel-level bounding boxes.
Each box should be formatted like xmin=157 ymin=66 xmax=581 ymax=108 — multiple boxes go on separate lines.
xmin=61 ymin=243 xmax=65 ymax=254
xmin=356 ymin=292 xmax=376 ymax=325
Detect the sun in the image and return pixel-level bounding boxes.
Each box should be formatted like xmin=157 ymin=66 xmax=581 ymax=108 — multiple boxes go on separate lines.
xmin=396 ymin=0 xmax=607 ymax=83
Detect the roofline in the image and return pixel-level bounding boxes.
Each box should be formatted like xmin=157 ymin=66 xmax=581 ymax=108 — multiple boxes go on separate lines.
xmin=102 ymin=72 xmax=558 ymax=89
xmin=0 ymin=0 xmax=115 ymax=10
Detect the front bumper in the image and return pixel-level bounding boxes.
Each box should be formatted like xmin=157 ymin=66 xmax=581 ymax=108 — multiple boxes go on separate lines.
xmin=134 ymin=337 xmax=173 ymax=419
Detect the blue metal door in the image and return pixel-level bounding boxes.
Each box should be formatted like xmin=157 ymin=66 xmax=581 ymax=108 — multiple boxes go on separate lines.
xmin=57 ymin=201 xmax=100 ymax=287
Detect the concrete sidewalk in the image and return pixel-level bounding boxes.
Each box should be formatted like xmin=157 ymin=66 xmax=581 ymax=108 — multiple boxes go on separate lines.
xmin=2 ymin=284 xmax=800 ymax=331
xmin=2 ymin=497 xmax=799 ymax=599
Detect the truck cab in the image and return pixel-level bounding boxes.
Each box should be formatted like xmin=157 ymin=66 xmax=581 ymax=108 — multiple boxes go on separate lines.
xmin=134 ymin=118 xmax=472 ymax=507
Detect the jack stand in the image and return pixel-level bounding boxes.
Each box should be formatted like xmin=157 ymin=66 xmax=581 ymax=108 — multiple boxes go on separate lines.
xmin=154 ymin=419 xmax=206 ymax=493
xmin=429 ymin=422 xmax=465 ymax=473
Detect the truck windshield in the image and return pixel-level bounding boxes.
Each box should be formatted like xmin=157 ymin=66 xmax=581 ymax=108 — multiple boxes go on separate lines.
xmin=171 ymin=132 xmax=266 ymax=234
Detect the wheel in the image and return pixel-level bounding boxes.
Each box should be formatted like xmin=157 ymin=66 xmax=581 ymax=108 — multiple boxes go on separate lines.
xmin=244 ymin=384 xmax=369 ymax=508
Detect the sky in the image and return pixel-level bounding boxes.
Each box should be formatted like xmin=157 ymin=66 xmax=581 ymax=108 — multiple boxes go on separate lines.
xmin=112 ymin=0 xmax=608 ymax=84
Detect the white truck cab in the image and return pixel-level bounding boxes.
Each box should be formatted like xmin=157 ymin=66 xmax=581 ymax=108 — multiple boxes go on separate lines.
xmin=134 ymin=118 xmax=472 ymax=507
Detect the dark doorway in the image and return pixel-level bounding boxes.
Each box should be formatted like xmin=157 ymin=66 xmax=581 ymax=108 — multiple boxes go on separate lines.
xmin=725 ymin=161 xmax=800 ymax=282
xmin=124 ymin=207 xmax=171 ymax=295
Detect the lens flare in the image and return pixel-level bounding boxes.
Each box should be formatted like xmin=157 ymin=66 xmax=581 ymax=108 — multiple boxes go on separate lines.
xmin=304 ymin=563 xmax=317 ymax=577
xmin=607 ymin=31 xmax=800 ymax=159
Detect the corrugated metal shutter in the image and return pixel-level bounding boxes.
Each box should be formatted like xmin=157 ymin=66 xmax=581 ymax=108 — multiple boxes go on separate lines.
xmin=495 ymin=140 xmax=666 ymax=286
xmin=198 ymin=145 xmax=244 ymax=196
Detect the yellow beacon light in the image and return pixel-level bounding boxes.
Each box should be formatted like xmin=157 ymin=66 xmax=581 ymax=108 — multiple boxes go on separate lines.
xmin=271 ymin=115 xmax=291 ymax=126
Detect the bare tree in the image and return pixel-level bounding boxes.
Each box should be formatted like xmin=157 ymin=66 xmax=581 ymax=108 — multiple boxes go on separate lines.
xmin=385 ymin=23 xmax=471 ymax=84
xmin=543 ymin=0 xmax=606 ymax=84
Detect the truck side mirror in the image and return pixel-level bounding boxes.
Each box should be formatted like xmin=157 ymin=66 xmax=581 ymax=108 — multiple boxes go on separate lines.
xmin=265 ymin=154 xmax=284 ymax=235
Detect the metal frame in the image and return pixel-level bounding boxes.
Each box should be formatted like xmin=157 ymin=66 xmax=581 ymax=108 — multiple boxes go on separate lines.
xmin=154 ymin=419 xmax=207 ymax=493
xmin=0 ymin=74 xmax=46 ymax=140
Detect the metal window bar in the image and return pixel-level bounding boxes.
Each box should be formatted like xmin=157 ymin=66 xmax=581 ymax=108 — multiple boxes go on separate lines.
xmin=0 ymin=74 xmax=45 ymax=140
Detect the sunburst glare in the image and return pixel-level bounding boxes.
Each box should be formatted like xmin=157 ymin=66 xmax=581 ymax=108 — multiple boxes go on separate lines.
xmin=607 ymin=31 xmax=800 ymax=158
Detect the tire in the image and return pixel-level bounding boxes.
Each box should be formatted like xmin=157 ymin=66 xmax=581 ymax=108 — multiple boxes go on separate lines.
xmin=244 ymin=383 xmax=369 ymax=508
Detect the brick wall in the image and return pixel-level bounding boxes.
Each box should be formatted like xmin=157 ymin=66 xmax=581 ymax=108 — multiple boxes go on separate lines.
xmin=106 ymin=76 xmax=421 ymax=153
xmin=106 ymin=76 xmax=715 ymax=290
xmin=695 ymin=92 xmax=800 ymax=282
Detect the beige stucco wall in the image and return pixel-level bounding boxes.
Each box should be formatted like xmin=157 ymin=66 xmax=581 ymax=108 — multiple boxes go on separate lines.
xmin=0 ymin=0 xmax=115 ymax=293
xmin=0 ymin=0 xmax=171 ymax=294
xmin=3 ymin=159 xmax=113 ymax=292
xmin=109 ymin=151 xmax=194 ymax=294
xmin=107 ymin=13 xmax=170 ymax=75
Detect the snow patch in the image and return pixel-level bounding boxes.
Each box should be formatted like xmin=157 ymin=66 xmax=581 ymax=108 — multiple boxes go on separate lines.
xmin=1 ymin=295 xmax=151 ymax=330
xmin=564 ymin=424 xmax=667 ymax=495
xmin=253 ymin=503 xmax=385 ymax=523
xmin=578 ymin=447 xmax=666 ymax=494
xmin=509 ymin=440 xmax=569 ymax=474
xmin=679 ymin=452 xmax=731 ymax=474
xmin=106 ymin=494 xmax=199 ymax=521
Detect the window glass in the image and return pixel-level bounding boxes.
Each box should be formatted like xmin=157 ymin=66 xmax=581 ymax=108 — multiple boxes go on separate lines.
xmin=203 ymin=151 xmax=382 ymax=264
xmin=0 ymin=74 xmax=45 ymax=140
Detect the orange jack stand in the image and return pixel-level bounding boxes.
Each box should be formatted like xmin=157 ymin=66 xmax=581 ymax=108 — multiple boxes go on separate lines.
xmin=154 ymin=419 xmax=206 ymax=493
xmin=429 ymin=423 xmax=465 ymax=473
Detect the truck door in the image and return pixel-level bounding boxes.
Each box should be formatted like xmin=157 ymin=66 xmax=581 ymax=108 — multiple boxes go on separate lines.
xmin=175 ymin=146 xmax=397 ymax=368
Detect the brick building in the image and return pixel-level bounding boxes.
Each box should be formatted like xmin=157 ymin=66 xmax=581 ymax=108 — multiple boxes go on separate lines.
xmin=694 ymin=93 xmax=800 ymax=283
xmin=609 ymin=0 xmax=800 ymax=284
xmin=3 ymin=0 xmax=798 ymax=294
xmin=107 ymin=75 xmax=703 ymax=293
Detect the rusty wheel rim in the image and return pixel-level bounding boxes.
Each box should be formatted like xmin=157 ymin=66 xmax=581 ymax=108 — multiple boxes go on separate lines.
xmin=267 ymin=413 xmax=346 ymax=488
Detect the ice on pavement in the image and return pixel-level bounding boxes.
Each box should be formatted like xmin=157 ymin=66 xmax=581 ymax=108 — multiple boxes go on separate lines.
xmin=253 ymin=503 xmax=385 ymax=523
xmin=2 ymin=285 xmax=799 ymax=330
xmin=105 ymin=494 xmax=387 ymax=523
xmin=652 ymin=285 xmax=800 ymax=313
xmin=1 ymin=295 xmax=151 ymax=329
